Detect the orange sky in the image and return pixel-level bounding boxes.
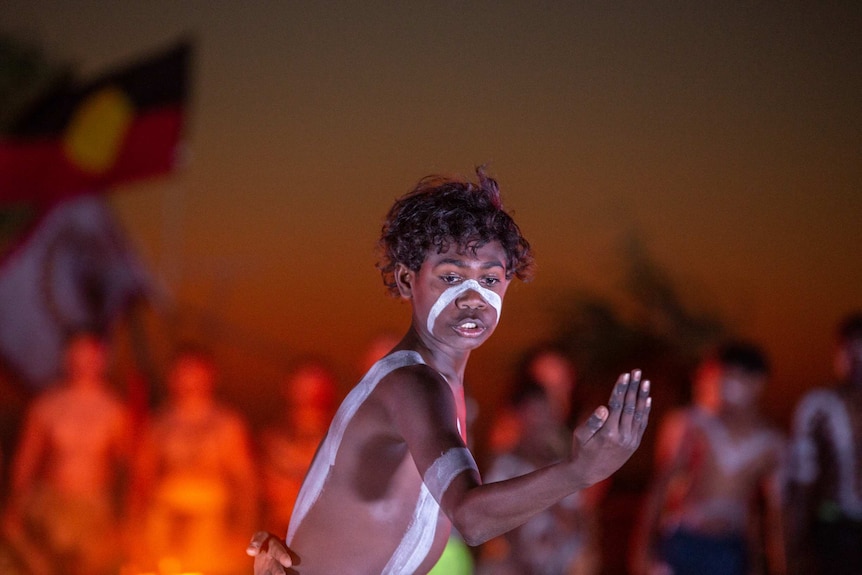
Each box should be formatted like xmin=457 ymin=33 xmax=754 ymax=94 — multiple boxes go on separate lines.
xmin=2 ymin=2 xmax=860 ymax=430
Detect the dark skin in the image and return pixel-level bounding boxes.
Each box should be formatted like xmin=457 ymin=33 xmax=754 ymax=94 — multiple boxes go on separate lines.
xmin=3 ymin=334 xmax=131 ymax=575
xmin=784 ymin=335 xmax=862 ymax=575
xmin=630 ymin=363 xmax=785 ymax=575
xmin=248 ymin=242 xmax=651 ymax=574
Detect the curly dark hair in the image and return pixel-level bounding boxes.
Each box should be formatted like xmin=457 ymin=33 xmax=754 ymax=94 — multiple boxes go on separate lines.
xmin=837 ymin=311 xmax=862 ymax=344
xmin=377 ymin=167 xmax=535 ymax=296
xmin=711 ymin=340 xmax=770 ymax=376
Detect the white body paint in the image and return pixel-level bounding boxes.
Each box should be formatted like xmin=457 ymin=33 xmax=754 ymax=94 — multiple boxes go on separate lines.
xmin=423 ymin=447 xmax=478 ymax=504
xmin=287 ymin=350 xmax=472 ymax=574
xmin=673 ymin=409 xmax=783 ymax=529
xmin=690 ymin=408 xmax=781 ymax=476
xmin=426 ymin=279 xmax=502 ymax=335
xmin=790 ymin=389 xmax=862 ymax=518
xmin=383 ymin=484 xmax=440 ymax=575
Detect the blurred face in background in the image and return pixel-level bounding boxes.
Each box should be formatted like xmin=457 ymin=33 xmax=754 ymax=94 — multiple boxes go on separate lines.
xmin=834 ymin=336 xmax=862 ymax=384
xmin=64 ymin=333 xmax=108 ymax=382
xmin=284 ymin=362 xmax=337 ymax=436
xmin=695 ymin=361 xmax=764 ymax=413
xmin=528 ymin=350 xmax=575 ymax=423
xmin=169 ymin=354 xmax=216 ymax=404
xmin=719 ymin=366 xmax=765 ymax=411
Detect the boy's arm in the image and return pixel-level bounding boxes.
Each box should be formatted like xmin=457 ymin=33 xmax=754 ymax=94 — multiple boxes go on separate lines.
xmin=628 ymin=411 xmax=691 ymax=575
xmin=783 ymin=420 xmax=819 ymax=575
xmin=388 ymin=369 xmax=650 ymax=546
xmin=7 ymin=405 xmax=48 ymax=509
xmin=782 ymin=400 xmax=828 ymax=575
xmin=763 ymin=459 xmax=787 ymax=575
xmin=2 ymin=405 xmax=55 ymax=575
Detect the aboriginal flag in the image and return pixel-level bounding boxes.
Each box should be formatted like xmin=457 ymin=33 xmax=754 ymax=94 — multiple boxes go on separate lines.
xmin=0 ymin=39 xmax=189 ymax=388
xmin=0 ymin=39 xmax=191 ymax=205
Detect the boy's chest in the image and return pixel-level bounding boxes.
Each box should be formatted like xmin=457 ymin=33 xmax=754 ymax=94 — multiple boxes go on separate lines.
xmin=691 ymin=420 xmax=777 ymax=479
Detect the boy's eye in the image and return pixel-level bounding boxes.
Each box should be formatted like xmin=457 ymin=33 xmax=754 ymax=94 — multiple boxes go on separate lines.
xmin=441 ymin=274 xmax=461 ymax=284
xmin=482 ymin=277 xmax=500 ymax=287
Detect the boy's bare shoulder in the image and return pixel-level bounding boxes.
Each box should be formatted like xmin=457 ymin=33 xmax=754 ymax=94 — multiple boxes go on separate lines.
xmin=373 ymin=362 xmax=454 ymax=412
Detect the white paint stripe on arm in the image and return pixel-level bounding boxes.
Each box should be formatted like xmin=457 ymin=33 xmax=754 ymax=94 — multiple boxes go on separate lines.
xmin=791 ymin=389 xmax=862 ymax=518
xmin=423 ymin=447 xmax=479 ymax=504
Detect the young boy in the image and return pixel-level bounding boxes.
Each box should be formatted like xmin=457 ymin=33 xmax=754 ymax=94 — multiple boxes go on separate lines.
xmin=630 ymin=341 xmax=785 ymax=575
xmin=259 ymin=357 xmax=339 ymax=534
xmin=248 ymin=168 xmax=652 ymax=575
xmin=785 ymin=312 xmax=862 ymax=575
xmin=127 ymin=346 xmax=258 ymax=575
xmin=3 ymin=330 xmax=131 ymax=575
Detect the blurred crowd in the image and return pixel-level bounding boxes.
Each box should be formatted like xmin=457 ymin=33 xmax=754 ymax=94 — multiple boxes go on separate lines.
xmin=1 ymin=311 xmax=861 ymax=575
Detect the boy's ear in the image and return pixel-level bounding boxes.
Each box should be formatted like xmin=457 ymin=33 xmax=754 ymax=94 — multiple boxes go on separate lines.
xmin=394 ymin=264 xmax=414 ymax=299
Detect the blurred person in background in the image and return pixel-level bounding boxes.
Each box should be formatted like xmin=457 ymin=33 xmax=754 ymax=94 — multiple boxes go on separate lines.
xmin=630 ymin=341 xmax=786 ymax=575
xmin=478 ymin=380 xmax=603 ymax=575
xmin=785 ymin=312 xmax=862 ymax=575
xmin=127 ymin=344 xmax=257 ymax=575
xmin=259 ymin=356 xmax=339 ymax=534
xmin=487 ymin=345 xmax=579 ymax=458
xmin=2 ymin=330 xmax=131 ymax=575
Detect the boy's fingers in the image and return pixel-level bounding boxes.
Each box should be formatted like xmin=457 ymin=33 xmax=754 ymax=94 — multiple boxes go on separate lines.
xmin=605 ymin=372 xmax=632 ymax=426
xmin=246 ymin=531 xmax=270 ymax=555
xmin=254 ymin=553 xmax=292 ymax=575
xmin=619 ymin=370 xmax=643 ymax=435
xmin=574 ymin=406 xmax=608 ymax=446
xmin=246 ymin=532 xmax=293 ymax=568
xmin=270 ymin=545 xmax=293 ymax=568
xmin=635 ymin=392 xmax=652 ymax=435
xmin=634 ymin=380 xmax=651 ymax=426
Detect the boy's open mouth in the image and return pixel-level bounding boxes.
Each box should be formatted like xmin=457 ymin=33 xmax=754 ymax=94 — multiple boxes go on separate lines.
xmin=452 ymin=318 xmax=487 ymax=337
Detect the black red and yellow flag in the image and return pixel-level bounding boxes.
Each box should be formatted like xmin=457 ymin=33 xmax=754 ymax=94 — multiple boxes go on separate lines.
xmin=0 ymin=39 xmax=190 ymax=388
xmin=0 ymin=39 xmax=191 ymax=205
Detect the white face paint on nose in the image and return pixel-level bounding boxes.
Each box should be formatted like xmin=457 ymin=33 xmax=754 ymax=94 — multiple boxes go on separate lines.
xmin=426 ymin=279 xmax=502 ymax=335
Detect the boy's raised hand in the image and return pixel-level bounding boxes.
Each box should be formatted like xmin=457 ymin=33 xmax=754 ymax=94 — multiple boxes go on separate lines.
xmin=247 ymin=531 xmax=294 ymax=575
xmin=570 ymin=370 xmax=651 ymax=486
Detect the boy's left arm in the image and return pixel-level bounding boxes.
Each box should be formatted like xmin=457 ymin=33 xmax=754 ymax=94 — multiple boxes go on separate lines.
xmin=763 ymin=442 xmax=788 ymax=575
xmin=390 ymin=369 xmax=650 ymax=546
xmin=629 ymin=411 xmax=692 ymax=575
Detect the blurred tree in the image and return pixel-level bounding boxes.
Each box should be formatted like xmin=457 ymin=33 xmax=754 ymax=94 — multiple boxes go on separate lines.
xmin=0 ymin=34 xmax=69 ymax=134
xmin=0 ymin=34 xmax=69 ymax=251
xmin=547 ymin=234 xmax=727 ymax=477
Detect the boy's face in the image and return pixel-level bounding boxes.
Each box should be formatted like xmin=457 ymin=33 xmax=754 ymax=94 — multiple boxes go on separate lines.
xmin=695 ymin=362 xmax=765 ymax=412
xmin=396 ymin=240 xmax=510 ymax=351
xmin=169 ymin=355 xmax=215 ymax=401
xmin=719 ymin=366 xmax=765 ymax=411
xmin=835 ymin=336 xmax=862 ymax=383
xmin=65 ymin=334 xmax=107 ymax=381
